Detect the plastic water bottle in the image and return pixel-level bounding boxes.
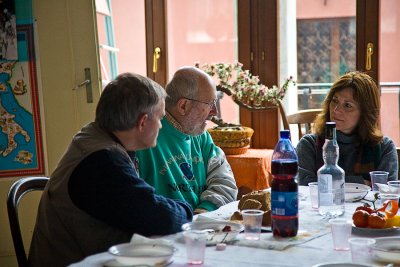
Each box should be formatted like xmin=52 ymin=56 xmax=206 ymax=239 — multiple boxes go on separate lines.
xmin=271 ymin=130 xmax=299 ymax=237
xmin=317 ymin=122 xmax=345 ymax=217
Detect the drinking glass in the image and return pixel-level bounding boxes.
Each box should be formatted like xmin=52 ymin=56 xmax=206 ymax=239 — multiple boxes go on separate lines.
xmin=308 ymin=182 xmax=318 ymax=209
xmin=329 ymin=218 xmax=352 ymax=250
xmin=370 ymin=171 xmax=389 ymax=192
xmin=241 ymin=209 xmax=264 ymax=240
xmin=183 ymin=230 xmax=207 ymax=265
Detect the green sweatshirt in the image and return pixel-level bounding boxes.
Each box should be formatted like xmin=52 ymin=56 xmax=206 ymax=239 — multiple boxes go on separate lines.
xmin=136 ymin=118 xmax=237 ymax=211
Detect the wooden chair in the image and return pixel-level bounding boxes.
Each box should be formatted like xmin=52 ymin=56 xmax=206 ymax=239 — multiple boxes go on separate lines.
xmin=278 ymin=100 xmax=322 ymax=140
xmin=7 ymin=177 xmax=49 ymax=267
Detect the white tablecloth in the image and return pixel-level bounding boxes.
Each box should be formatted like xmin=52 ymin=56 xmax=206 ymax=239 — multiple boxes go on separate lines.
xmin=69 ymin=186 xmax=400 ymax=267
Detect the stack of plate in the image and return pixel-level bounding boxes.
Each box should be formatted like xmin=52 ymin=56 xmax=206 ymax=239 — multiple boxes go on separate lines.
xmin=181 ymin=221 xmax=244 ymax=245
xmin=107 ymin=243 xmax=175 ymax=266
xmin=371 ymin=237 xmax=400 ymax=264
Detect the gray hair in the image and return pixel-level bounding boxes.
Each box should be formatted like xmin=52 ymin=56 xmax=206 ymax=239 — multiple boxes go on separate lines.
xmin=95 ymin=72 xmax=166 ymax=132
xmin=165 ymin=67 xmax=204 ymax=108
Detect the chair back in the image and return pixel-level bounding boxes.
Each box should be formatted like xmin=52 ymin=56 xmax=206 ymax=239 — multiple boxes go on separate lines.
xmin=277 ymin=100 xmax=321 ymax=140
xmin=286 ymin=109 xmax=322 ymax=139
xmin=7 ymin=177 xmax=49 ymax=267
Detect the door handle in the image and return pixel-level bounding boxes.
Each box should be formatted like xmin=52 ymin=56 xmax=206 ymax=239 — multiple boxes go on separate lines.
xmin=366 ymin=43 xmax=373 ymax=70
xmin=153 ymin=47 xmax=161 ymax=73
xmin=72 ymin=68 xmax=93 ymax=103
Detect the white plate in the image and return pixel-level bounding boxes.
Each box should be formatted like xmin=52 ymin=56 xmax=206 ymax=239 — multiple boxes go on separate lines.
xmin=312 ymin=263 xmax=370 ymax=267
xmin=345 ymin=183 xmax=370 ymax=202
xmin=371 ymin=237 xmax=400 ymax=264
xmin=103 ymin=259 xmax=173 ymax=267
xmin=108 ymin=243 xmax=175 ymax=266
xmin=181 ymin=221 xmax=244 ymax=245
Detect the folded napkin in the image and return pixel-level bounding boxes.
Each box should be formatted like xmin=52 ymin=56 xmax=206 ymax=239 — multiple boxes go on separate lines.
xmin=234 ymin=203 xmax=331 ymax=251
xmin=130 ymin=234 xmax=172 ymax=247
xmin=234 ymin=227 xmax=329 ymax=251
xmin=194 ymin=214 xmax=227 ymax=222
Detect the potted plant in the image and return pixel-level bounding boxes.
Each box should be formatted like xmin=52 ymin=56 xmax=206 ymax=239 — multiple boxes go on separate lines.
xmin=195 ymin=62 xmax=295 ymax=110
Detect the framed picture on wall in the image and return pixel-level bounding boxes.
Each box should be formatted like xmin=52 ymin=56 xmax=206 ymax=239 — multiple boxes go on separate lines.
xmin=0 ymin=23 xmax=44 ymax=178
xmin=0 ymin=0 xmax=18 ymax=61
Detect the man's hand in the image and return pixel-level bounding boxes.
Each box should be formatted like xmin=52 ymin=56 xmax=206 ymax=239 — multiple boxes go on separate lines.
xmin=194 ymin=208 xmax=208 ymax=214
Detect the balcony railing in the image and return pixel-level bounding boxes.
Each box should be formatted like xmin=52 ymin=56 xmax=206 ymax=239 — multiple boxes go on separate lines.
xmin=297 ymin=82 xmax=400 ymax=110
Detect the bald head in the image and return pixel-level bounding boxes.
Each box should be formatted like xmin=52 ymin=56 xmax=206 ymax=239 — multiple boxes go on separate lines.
xmin=165 ymin=66 xmax=215 ymax=109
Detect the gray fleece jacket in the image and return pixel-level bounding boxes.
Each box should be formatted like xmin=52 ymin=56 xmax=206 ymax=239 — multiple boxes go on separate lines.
xmin=296 ymin=131 xmax=398 ymax=186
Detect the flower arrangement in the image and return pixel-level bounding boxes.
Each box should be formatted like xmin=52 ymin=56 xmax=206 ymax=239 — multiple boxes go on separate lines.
xmin=195 ymin=62 xmax=295 ymax=109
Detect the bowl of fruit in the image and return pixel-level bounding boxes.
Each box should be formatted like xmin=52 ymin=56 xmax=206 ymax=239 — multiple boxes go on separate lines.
xmin=352 ymin=199 xmax=400 ymax=234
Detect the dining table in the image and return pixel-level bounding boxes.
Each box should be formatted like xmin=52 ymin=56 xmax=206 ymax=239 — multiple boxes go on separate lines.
xmin=69 ymin=186 xmax=400 ymax=267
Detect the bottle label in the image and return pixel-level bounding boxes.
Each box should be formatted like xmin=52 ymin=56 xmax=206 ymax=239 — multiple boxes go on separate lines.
xmin=318 ymin=174 xmax=333 ymax=205
xmin=271 ymin=191 xmax=298 ymax=217
xmin=335 ymin=182 xmax=345 ymax=205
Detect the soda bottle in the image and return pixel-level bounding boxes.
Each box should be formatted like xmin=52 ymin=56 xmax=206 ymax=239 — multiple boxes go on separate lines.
xmin=271 ymin=130 xmax=299 ymax=237
xmin=317 ymin=122 xmax=345 ymax=217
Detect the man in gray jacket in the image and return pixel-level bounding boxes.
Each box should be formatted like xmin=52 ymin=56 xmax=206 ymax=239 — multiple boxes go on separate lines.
xmin=29 ymin=73 xmax=193 ymax=267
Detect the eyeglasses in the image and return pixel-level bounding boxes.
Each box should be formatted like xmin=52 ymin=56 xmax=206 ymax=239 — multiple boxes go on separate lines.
xmin=330 ymin=97 xmax=358 ymax=113
xmin=184 ymin=97 xmax=217 ymax=109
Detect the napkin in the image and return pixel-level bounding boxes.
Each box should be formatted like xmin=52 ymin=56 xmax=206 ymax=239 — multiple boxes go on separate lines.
xmin=130 ymin=234 xmax=172 ymax=247
xmin=234 ymin=204 xmax=331 ymax=251
xmin=234 ymin=228 xmax=329 ymax=251
xmin=194 ymin=214 xmax=227 ymax=222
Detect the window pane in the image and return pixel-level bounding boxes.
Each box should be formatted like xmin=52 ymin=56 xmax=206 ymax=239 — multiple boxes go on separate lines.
xmin=296 ymin=0 xmax=356 ymax=110
xmin=297 ymin=18 xmax=356 ymax=84
xmin=97 ymin=0 xmax=147 ymax=85
xmin=112 ymin=0 xmax=146 ymax=75
xmin=166 ymin=0 xmax=239 ymax=125
xmin=380 ymin=0 xmax=400 ymax=146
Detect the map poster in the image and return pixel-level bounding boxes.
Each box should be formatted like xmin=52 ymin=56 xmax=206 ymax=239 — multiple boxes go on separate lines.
xmin=0 ymin=24 xmax=44 ymax=178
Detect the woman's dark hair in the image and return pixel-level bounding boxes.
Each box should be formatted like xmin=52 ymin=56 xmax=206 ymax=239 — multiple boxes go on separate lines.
xmin=314 ymin=71 xmax=382 ymax=145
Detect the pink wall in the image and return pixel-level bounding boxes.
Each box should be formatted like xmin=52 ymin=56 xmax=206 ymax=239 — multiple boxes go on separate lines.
xmin=98 ymin=0 xmax=146 ymax=79
xmin=166 ymin=0 xmax=236 ymax=74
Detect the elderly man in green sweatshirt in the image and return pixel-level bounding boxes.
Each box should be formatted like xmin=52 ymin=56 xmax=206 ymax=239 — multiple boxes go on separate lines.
xmin=137 ymin=66 xmax=237 ymax=214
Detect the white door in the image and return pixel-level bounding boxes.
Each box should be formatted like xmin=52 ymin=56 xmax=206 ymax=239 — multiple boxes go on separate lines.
xmin=34 ymin=0 xmax=101 ymax=172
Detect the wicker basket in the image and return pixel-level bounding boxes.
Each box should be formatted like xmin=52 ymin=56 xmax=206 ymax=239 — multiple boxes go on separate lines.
xmin=214 ymin=138 xmax=251 ymax=148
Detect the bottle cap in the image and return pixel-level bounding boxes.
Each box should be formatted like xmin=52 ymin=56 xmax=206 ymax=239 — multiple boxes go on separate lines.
xmin=280 ymin=130 xmax=290 ymax=139
xmin=326 ymin=122 xmax=336 ymax=128
xmin=325 ymin=122 xmax=336 ymax=139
